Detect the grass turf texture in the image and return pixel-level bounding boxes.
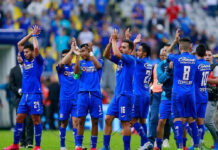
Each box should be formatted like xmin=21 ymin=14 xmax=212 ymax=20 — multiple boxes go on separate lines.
xmin=0 ymin=130 xmax=213 ymax=150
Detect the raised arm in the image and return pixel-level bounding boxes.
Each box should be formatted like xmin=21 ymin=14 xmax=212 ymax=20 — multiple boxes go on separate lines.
xmin=89 ymin=43 xmax=102 ymax=69
xmin=17 ymin=33 xmax=33 ymax=52
xmin=132 ymin=34 xmax=141 ymax=56
xmin=167 ymin=28 xmax=180 ymax=53
xmin=32 ymin=25 xmax=41 ymax=56
xmin=103 ymin=37 xmax=112 ymax=59
xmin=112 ymin=29 xmax=122 ymax=59
xmin=74 ymin=54 xmax=80 ymax=74
xmin=124 ymin=28 xmax=131 ymax=40
xmin=59 ymin=38 xmax=77 ymax=68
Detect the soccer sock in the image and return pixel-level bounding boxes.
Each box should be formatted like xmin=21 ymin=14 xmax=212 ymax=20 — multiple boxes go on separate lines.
xmin=73 ymin=128 xmax=77 ymax=145
xmin=35 ymin=124 xmax=42 ymax=146
xmin=198 ymin=125 xmax=205 ymax=140
xmin=190 ymin=122 xmax=200 ymax=148
xmin=133 ymin=122 xmax=146 ymax=146
xmin=60 ymin=127 xmax=66 ymax=148
xmin=184 ymin=121 xmax=192 ymax=137
xmin=123 ymin=136 xmax=131 ymax=150
xmin=183 ymin=138 xmax=187 ymax=147
xmin=76 ymin=135 xmax=83 ymax=147
xmin=103 ymin=135 xmax=111 ymax=148
xmin=174 ymin=121 xmax=183 ymax=149
xmin=142 ymin=123 xmax=148 ymax=143
xmin=156 ymin=138 xmax=163 ymax=149
xmin=90 ymin=136 xmax=98 ymax=148
xmin=13 ymin=123 xmax=24 ymax=144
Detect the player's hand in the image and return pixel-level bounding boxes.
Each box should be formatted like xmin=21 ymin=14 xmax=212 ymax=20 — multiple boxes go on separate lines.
xmin=88 ymin=42 xmax=93 ymax=52
xmin=133 ymin=34 xmax=141 ymax=44
xmin=169 ymin=61 xmax=173 ymax=69
xmin=111 ymin=29 xmax=119 ymax=41
xmin=31 ymin=25 xmax=41 ymax=36
xmin=125 ymin=28 xmax=131 ymax=40
xmin=175 ymin=28 xmax=180 ymax=43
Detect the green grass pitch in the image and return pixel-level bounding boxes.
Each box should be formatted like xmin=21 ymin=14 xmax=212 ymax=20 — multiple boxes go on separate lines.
xmin=0 ymin=130 xmax=214 ymax=150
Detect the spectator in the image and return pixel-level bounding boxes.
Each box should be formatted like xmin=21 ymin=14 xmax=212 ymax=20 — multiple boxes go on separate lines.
xmin=3 ymin=12 xmax=14 ymax=29
xmin=0 ymin=2 xmax=4 ymax=28
xmin=154 ymin=0 xmax=166 ymax=26
xmin=178 ymin=11 xmax=192 ymax=37
xmin=99 ymin=22 xmax=111 ymax=50
xmin=54 ymin=28 xmax=70 ymax=58
xmin=132 ymin=0 xmax=145 ymax=29
xmin=206 ymin=0 xmax=217 ymax=17
xmin=27 ymin=0 xmax=46 ymax=18
xmin=78 ymin=0 xmax=93 ymax=20
xmin=59 ymin=0 xmax=73 ymax=20
xmin=95 ymin=0 xmax=109 ymax=19
xmin=47 ymin=2 xmax=57 ymax=20
xmin=78 ymin=26 xmax=94 ymax=44
xmin=166 ymin=0 xmax=180 ymax=35
xmin=17 ymin=11 xmax=31 ymax=32
xmin=147 ymin=12 xmax=159 ymax=34
xmin=43 ymin=51 xmax=56 ymax=76
xmin=189 ymin=24 xmax=198 ymax=43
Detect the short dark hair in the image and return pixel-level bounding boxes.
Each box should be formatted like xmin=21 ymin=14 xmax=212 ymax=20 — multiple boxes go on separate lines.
xmin=24 ymin=43 xmax=34 ymax=51
xmin=61 ymin=49 xmax=70 ymax=54
xmin=164 ymin=43 xmax=171 ymax=47
xmin=140 ymin=43 xmax=151 ymax=57
xmin=122 ymin=39 xmax=134 ymax=51
xmin=196 ymin=44 xmax=206 ymax=57
xmin=179 ymin=38 xmax=191 ymax=43
xmin=80 ymin=43 xmax=89 ymax=49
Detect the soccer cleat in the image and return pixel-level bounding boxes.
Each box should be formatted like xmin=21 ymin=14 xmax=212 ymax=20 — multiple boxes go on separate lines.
xmin=100 ymin=147 xmax=110 ymax=150
xmin=90 ymin=148 xmax=98 ymax=150
xmin=61 ymin=147 xmax=67 ymax=150
xmin=163 ymin=139 xmax=170 ymax=148
xmin=82 ymin=147 xmax=88 ymax=150
xmin=33 ymin=146 xmax=41 ymax=150
xmin=184 ymin=146 xmax=189 ymax=150
xmin=26 ymin=144 xmax=33 ymax=148
xmin=75 ymin=146 xmax=82 ymax=150
xmin=141 ymin=141 xmax=153 ymax=150
xmin=3 ymin=144 xmax=19 ymax=150
xmin=154 ymin=147 xmax=160 ymax=150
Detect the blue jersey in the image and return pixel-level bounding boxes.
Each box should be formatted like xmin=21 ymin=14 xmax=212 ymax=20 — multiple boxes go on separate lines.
xmin=194 ymin=59 xmax=211 ymax=103
xmin=79 ymin=59 xmax=103 ymax=92
xmin=56 ymin=64 xmax=79 ymax=101
xmin=133 ymin=57 xmax=152 ymax=95
xmin=110 ymin=54 xmax=135 ymax=95
xmin=21 ymin=52 xmax=43 ymax=94
xmin=168 ymin=52 xmax=197 ymax=93
xmin=157 ymin=59 xmax=173 ymax=100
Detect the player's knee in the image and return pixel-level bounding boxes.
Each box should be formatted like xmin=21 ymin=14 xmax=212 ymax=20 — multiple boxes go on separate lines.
xmin=78 ymin=118 xmax=85 ymax=126
xmin=105 ymin=116 xmax=113 ymax=126
xmin=31 ymin=116 xmax=41 ymax=125
xmin=61 ymin=120 xmax=68 ymax=128
xmin=16 ymin=115 xmax=25 ymax=123
xmin=158 ymin=119 xmax=166 ymax=127
xmin=91 ymin=119 xmax=98 ymax=127
xmin=73 ymin=118 xmax=79 ymax=128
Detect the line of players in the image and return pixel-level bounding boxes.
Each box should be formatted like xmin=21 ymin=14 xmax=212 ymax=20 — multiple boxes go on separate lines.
xmin=3 ymin=25 xmax=216 ymax=150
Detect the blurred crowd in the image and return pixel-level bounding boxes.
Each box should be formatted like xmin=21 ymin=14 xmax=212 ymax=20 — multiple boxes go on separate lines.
xmin=1 ymin=0 xmax=218 ymax=129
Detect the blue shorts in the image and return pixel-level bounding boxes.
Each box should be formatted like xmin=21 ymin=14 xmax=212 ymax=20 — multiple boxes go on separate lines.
xmin=159 ymin=100 xmax=171 ymax=119
xmin=59 ymin=100 xmax=77 ymax=121
xmin=107 ymin=94 xmax=133 ymax=121
xmin=77 ymin=91 xmax=103 ymax=118
xmin=172 ymin=92 xmax=197 ymax=119
xmin=17 ymin=93 xmax=43 ymax=115
xmin=132 ymin=94 xmax=150 ymax=119
xmin=196 ymin=102 xmax=207 ymax=118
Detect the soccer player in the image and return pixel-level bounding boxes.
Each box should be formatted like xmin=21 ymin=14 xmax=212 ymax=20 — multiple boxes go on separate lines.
xmin=56 ymin=39 xmax=80 ymax=150
xmin=74 ymin=42 xmax=103 ymax=150
xmin=188 ymin=44 xmax=211 ymax=150
xmin=101 ymin=29 xmax=135 ymax=150
xmin=154 ymin=47 xmax=173 ymax=150
xmin=4 ymin=25 xmax=43 ymax=150
xmin=126 ymin=32 xmax=153 ymax=149
xmin=168 ymin=35 xmax=200 ymax=149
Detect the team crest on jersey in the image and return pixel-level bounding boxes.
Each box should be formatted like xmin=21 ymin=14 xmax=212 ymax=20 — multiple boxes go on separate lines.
xmin=178 ymin=57 xmax=195 ymax=64
xmin=144 ymin=63 xmax=152 ymax=69
xmin=64 ymin=71 xmax=74 ymax=77
xmin=23 ymin=63 xmax=33 ymax=70
xmin=198 ymin=64 xmax=210 ymax=71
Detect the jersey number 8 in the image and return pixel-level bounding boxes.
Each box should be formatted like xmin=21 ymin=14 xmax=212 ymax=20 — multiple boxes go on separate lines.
xmin=183 ymin=66 xmax=191 ymax=80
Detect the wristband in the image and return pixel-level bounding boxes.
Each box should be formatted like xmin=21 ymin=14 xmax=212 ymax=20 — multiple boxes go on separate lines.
xmin=89 ymin=51 xmax=94 ymax=56
xmin=32 ymin=34 xmax=37 ymax=37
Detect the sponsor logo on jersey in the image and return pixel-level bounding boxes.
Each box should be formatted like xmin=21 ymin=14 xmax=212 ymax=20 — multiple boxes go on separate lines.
xmin=23 ymin=63 xmax=33 ymax=70
xmin=82 ymin=66 xmax=97 ymax=72
xmin=178 ymin=57 xmax=196 ymax=64
xmin=144 ymin=63 xmax=153 ymax=69
xmin=64 ymin=71 xmax=75 ymax=77
xmin=198 ymin=64 xmax=210 ymax=71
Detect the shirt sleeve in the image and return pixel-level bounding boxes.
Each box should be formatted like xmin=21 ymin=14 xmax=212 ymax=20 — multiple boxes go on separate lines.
xmin=110 ymin=55 xmax=120 ymax=64
xmin=157 ymin=60 xmax=170 ymax=84
xmin=213 ymin=66 xmax=218 ymax=77
xmin=168 ymin=54 xmax=176 ymax=62
xmin=35 ymin=54 xmax=44 ymax=65
xmin=121 ymin=54 xmax=134 ymax=65
xmin=56 ymin=64 xmax=63 ymax=73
